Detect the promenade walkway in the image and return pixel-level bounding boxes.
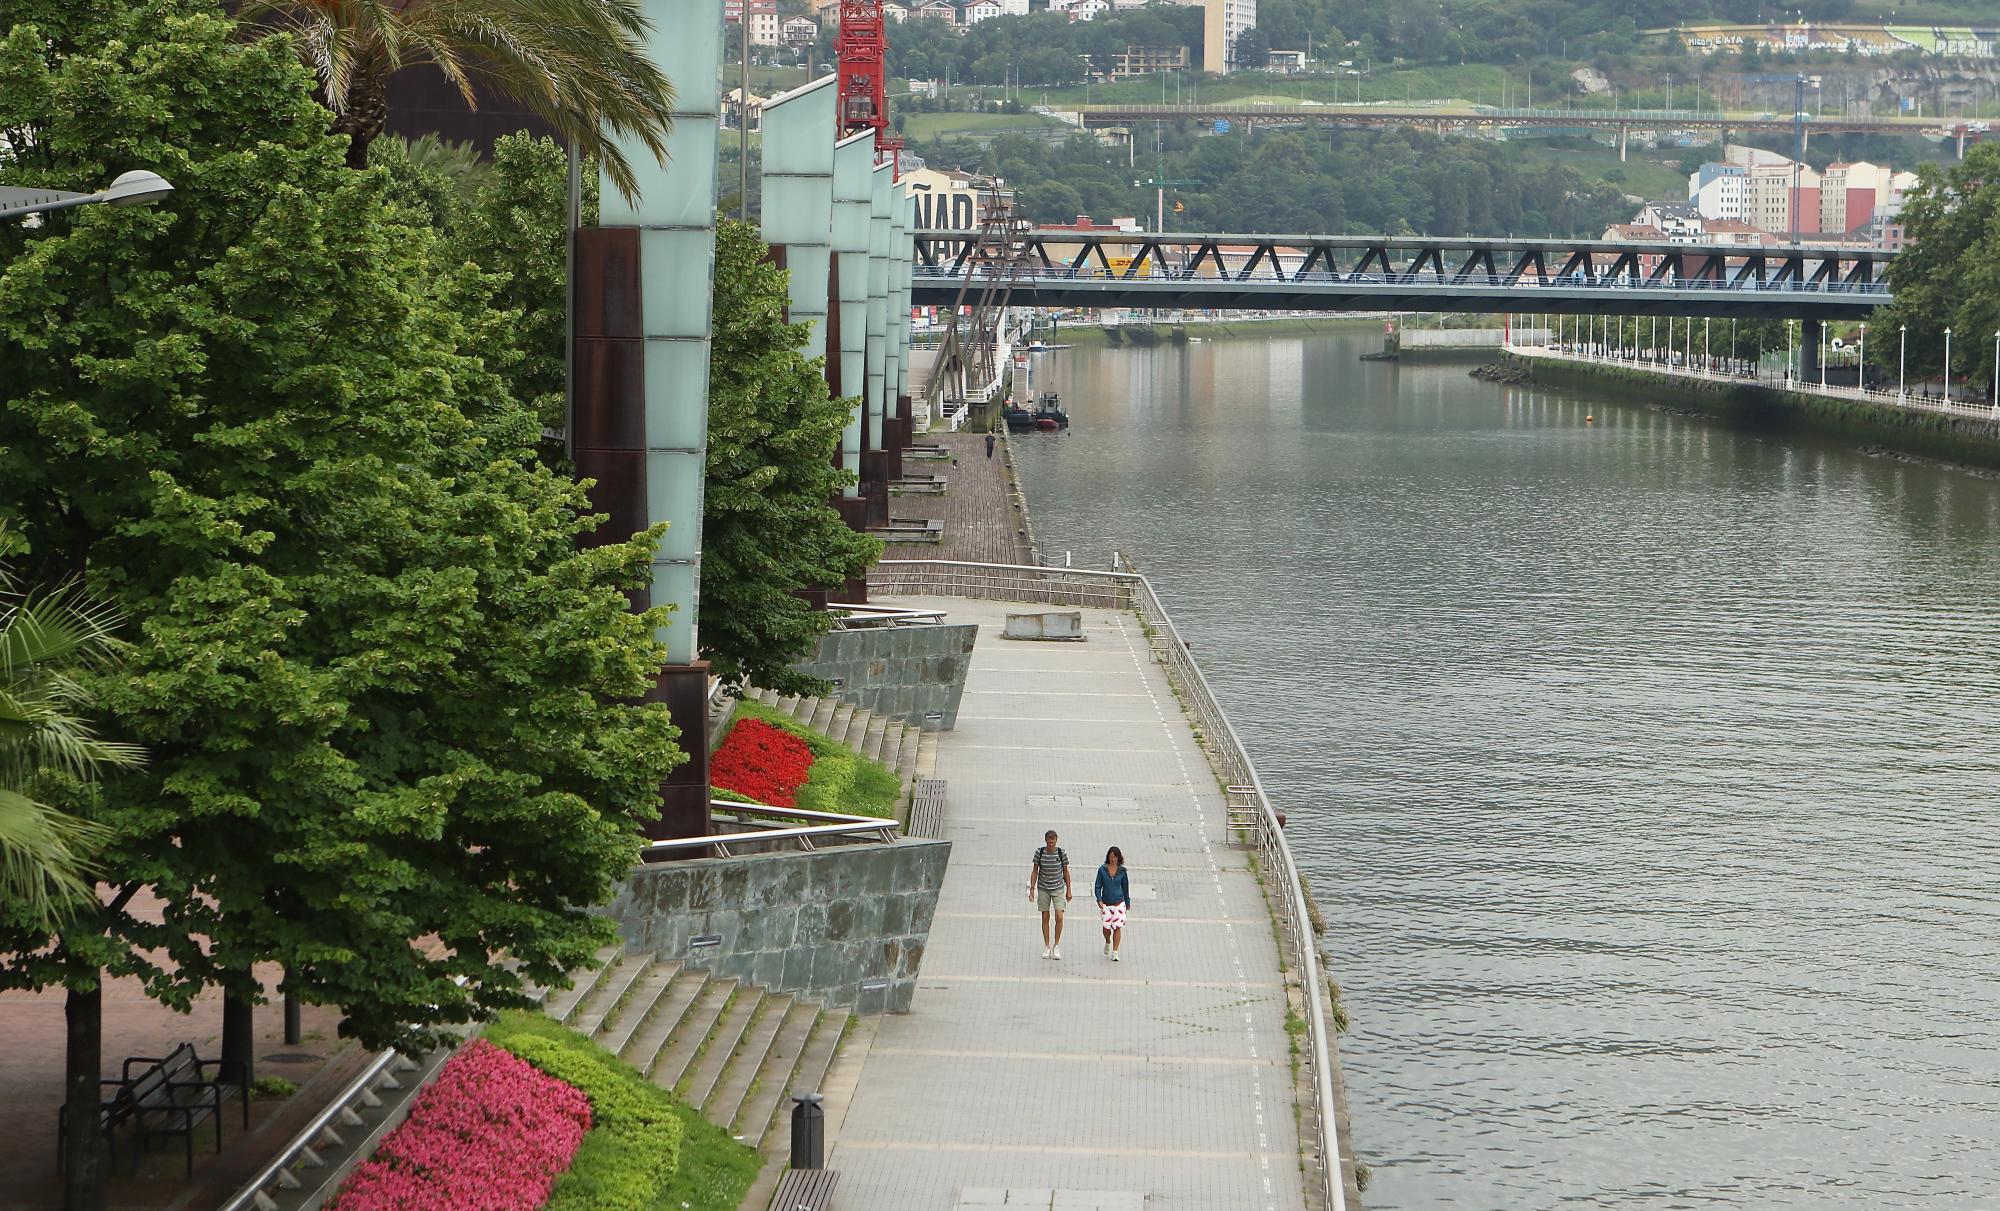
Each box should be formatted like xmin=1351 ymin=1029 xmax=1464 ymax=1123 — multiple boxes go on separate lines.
xmin=881 ymin=431 xmax=1036 ymax=567
xmin=828 ymin=595 xmax=1304 ymax=1211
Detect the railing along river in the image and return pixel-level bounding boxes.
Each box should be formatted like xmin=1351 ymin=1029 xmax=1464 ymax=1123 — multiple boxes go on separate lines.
xmin=869 ymin=558 xmax=1351 ymax=1211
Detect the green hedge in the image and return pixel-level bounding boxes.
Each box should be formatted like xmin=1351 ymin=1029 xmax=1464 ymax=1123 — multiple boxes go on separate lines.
xmin=725 ymin=699 xmax=903 ymax=820
xmin=486 ymin=1012 xmax=761 ymax=1211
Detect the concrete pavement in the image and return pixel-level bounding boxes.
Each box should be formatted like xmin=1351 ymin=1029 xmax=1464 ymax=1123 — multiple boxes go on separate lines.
xmin=829 ymin=597 xmax=1304 ymax=1211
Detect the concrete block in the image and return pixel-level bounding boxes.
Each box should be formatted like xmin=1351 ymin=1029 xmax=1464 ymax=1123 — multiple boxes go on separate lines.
xmin=751 ymin=949 xmax=786 ymax=989
xmin=855 ymin=981 xmax=888 ymax=1016
xmin=1003 ymin=611 xmax=1083 ymax=640
xmin=887 ymin=979 xmax=916 ymax=1014
xmin=879 ymin=894 xmax=910 ymax=935
xmin=875 ymin=938 xmax=901 ymax=977
xmin=898 ymin=938 xmax=926 ymax=978
xmin=684 ymin=867 xmax=721 ymax=912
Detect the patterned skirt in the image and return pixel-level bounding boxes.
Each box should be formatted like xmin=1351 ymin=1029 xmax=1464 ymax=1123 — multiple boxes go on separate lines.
xmin=1100 ymin=902 xmax=1127 ymax=929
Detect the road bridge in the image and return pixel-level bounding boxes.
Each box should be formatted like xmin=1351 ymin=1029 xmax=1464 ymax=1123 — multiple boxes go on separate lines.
xmin=1071 ymin=102 xmax=1965 ymax=139
xmin=910 ymin=230 xmax=1894 ymax=319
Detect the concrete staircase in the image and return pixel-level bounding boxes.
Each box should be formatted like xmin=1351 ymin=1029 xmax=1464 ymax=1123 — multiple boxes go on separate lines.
xmin=740 ymin=687 xmax=937 ymax=820
xmin=546 ymin=947 xmax=875 ymax=1210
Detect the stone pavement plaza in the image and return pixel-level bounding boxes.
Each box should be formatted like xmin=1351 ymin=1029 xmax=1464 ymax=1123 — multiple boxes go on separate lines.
xmin=829 ymin=596 xmax=1305 ymax=1211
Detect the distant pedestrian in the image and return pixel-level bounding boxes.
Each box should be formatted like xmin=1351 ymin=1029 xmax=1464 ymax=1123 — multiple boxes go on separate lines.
xmin=1028 ymin=829 xmax=1072 ymax=959
xmin=985 ymin=432 xmax=996 ymax=459
xmin=1095 ymin=846 xmax=1130 ymax=961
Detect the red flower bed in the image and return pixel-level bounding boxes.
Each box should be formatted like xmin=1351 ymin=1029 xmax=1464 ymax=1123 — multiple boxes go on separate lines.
xmin=710 ymin=718 xmax=815 ymax=807
xmin=328 ymin=1039 xmax=591 ymax=1211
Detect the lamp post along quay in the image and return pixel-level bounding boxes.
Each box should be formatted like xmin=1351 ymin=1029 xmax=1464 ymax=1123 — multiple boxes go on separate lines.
xmin=0 ymin=169 xmax=173 ymax=220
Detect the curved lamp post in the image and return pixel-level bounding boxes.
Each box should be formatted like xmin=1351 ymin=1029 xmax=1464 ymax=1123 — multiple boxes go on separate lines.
xmin=0 ymin=169 xmax=174 ymax=221
xmin=1899 ymin=325 xmax=1907 ymax=401
xmin=1945 ymin=327 xmax=1953 ymax=403
xmin=1858 ymin=322 xmax=1866 ymax=392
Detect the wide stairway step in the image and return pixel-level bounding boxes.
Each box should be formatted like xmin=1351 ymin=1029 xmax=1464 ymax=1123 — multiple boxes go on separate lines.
xmin=654 ymin=976 xmax=737 ymax=1091
xmin=568 ymin=951 xmax=653 ymax=1037
xmin=835 ymin=706 xmax=870 ymax=752
xmin=790 ymin=694 xmax=822 ymax=725
xmin=620 ymin=967 xmax=709 ymax=1076
xmin=915 ymin=729 xmax=938 ymax=781
xmin=861 ymin=715 xmax=889 ymax=764
xmin=681 ymin=988 xmax=763 ymax=1109
xmin=704 ymin=992 xmax=796 ymax=1132
xmin=733 ymin=1000 xmax=820 ymax=1143
xmin=538 ymin=944 xmax=623 ymax=1025
xmin=826 ymin=704 xmax=855 ymax=748
xmin=595 ymin=961 xmax=679 ymax=1058
xmin=809 ymin=697 xmax=838 ymax=732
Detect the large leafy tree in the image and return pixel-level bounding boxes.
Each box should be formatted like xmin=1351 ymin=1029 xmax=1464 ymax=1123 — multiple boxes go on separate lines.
xmin=238 ymin=0 xmax=675 ymax=198
xmin=702 ymin=220 xmax=882 ymax=695
xmin=0 ymin=3 xmax=680 ymax=1204
xmin=1873 ymin=142 xmax=2000 ymax=393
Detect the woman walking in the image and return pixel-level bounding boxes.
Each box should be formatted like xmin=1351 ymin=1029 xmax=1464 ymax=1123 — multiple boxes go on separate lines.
xmin=1095 ymin=846 xmax=1131 ymax=960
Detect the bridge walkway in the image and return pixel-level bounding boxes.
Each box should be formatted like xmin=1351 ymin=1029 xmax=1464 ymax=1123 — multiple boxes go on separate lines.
xmin=827 ymin=595 xmax=1303 ymax=1211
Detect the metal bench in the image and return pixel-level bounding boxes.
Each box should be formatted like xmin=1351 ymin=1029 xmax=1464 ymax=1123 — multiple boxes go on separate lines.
xmin=771 ymin=1168 xmax=840 ymax=1211
xmin=908 ymin=778 xmax=947 ymax=839
xmin=59 ymin=1042 xmax=246 ymax=1176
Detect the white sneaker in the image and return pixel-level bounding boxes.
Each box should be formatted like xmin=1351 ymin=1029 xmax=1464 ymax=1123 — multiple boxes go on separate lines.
xmin=1042 ymin=947 xmax=1052 ymax=959
xmin=1112 ymin=951 xmax=1121 ymax=962
xmin=1103 ymin=943 xmax=1111 ymax=957
xmin=1052 ymin=946 xmax=1062 ymax=960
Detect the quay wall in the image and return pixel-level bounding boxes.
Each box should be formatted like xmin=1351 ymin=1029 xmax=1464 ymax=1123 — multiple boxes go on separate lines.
xmin=794 ymin=623 xmax=978 ymax=729
xmin=1511 ymin=354 xmax=2000 ymax=473
xmin=607 ymin=838 xmax=952 ymax=1014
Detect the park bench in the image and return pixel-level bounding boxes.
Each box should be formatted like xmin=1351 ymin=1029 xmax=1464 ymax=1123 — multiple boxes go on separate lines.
xmin=58 ymin=1042 xmax=247 ymax=1177
xmin=908 ymin=778 xmax=947 ymax=839
xmin=771 ymin=1168 xmax=840 ymax=1211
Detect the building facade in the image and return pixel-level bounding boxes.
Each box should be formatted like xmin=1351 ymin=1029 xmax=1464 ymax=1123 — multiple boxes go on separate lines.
xmin=1196 ymin=0 xmax=1258 ymax=74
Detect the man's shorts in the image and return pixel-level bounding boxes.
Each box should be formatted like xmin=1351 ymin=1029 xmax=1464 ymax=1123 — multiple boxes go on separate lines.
xmin=1036 ymin=887 xmax=1067 ymax=913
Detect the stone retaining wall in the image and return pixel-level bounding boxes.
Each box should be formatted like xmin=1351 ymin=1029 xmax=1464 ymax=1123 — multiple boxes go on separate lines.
xmin=796 ymin=623 xmax=977 ymax=729
xmin=607 ymin=838 xmax=952 ymax=1014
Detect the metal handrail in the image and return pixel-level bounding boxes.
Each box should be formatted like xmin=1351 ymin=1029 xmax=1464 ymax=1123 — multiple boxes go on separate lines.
xmin=216 ymin=1049 xmax=403 ymax=1211
xmin=826 ymin=602 xmax=948 ymax=627
xmin=869 ymin=558 xmax=1348 ymax=1211
xmin=642 ymin=819 xmax=898 ymax=855
xmin=913 ymin=265 xmax=1891 ymax=295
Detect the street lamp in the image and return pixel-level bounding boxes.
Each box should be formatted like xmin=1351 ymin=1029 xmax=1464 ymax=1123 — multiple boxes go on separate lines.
xmin=1945 ymin=326 xmax=1953 ymax=402
xmin=0 ymin=169 xmax=174 ymax=220
xmin=1858 ymin=322 xmax=1866 ymax=392
xmin=1991 ymin=330 xmax=1999 ymax=414
xmin=1899 ymin=324 xmax=1907 ymax=400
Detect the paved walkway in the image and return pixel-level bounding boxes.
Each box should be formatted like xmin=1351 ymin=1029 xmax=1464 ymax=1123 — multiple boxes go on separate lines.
xmin=829 ymin=597 xmax=1303 ymax=1211
xmin=0 ymin=890 xmax=365 ymax=1211
xmin=884 ymin=431 xmax=1035 ymax=566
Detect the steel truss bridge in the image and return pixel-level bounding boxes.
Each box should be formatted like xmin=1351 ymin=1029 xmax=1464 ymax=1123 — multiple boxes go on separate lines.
xmin=909 ymin=231 xmax=1894 ymax=318
xmin=1068 ymin=103 xmax=1956 ymax=140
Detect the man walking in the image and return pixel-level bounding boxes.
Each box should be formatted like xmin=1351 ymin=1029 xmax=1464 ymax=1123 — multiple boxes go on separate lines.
xmin=984 ymin=432 xmax=996 ymax=459
xmin=1028 ymin=829 xmax=1071 ymax=959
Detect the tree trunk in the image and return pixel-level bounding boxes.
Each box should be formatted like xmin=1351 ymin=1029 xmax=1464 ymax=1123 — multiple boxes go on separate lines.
xmin=328 ymin=57 xmax=393 ymax=170
xmin=222 ymin=985 xmax=255 ymax=1090
xmin=63 ymin=979 xmax=104 ymax=1211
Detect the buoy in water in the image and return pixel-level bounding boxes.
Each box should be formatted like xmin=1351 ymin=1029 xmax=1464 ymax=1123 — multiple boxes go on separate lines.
xmin=1585 ymin=414 xmax=1595 ymax=424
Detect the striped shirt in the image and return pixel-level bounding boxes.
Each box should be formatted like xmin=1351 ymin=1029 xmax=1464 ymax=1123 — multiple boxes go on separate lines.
xmin=1032 ymin=846 xmax=1069 ymax=891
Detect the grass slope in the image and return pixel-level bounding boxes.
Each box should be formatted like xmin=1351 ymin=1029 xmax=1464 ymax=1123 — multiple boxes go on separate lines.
xmin=487 ymin=1011 xmax=762 ymax=1211
xmin=722 ymin=698 xmax=904 ymax=819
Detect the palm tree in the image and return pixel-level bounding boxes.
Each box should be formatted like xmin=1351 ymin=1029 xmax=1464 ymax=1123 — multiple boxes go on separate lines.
xmin=0 ymin=549 xmax=142 ymax=932
xmin=241 ymin=0 xmax=676 ymax=200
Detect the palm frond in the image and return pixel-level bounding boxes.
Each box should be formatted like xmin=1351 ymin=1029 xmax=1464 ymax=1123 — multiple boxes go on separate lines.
xmin=0 ymin=787 xmax=113 ymax=931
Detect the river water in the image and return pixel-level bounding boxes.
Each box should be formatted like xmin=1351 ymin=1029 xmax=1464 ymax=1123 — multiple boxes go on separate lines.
xmin=1005 ymin=330 xmax=2000 ymax=1210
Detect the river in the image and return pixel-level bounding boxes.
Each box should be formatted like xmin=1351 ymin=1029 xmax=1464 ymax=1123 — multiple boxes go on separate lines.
xmin=1004 ymin=329 xmax=2000 ymax=1210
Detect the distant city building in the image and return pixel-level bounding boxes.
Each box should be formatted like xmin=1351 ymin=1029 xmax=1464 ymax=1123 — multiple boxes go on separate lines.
xmin=1068 ymin=0 xmax=1111 ymax=19
xmin=1634 ymin=200 xmax=1705 ymax=242
xmin=782 ymin=15 xmax=820 ymax=44
xmin=880 ymin=1 xmax=907 ymax=19
xmin=1687 ymin=161 xmax=1748 ymax=223
xmin=1266 ymin=49 xmax=1307 ymax=72
xmin=1189 ymin=0 xmax=1257 ymax=73
xmin=724 ymin=0 xmax=783 ymax=46
xmin=902 ymin=167 xmax=1007 ymax=231
xmin=1109 ymin=45 xmax=1191 ymax=78
xmin=913 ymin=0 xmax=956 ymax=21
xmin=723 ymin=87 xmax=769 ymax=131
xmin=997 ymin=0 xmax=1031 ymax=12
xmin=961 ymin=0 xmax=1002 ymax=22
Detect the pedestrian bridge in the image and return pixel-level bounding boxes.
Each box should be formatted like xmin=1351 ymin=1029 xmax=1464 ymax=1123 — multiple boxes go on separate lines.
xmin=910 ymin=231 xmax=1893 ymax=319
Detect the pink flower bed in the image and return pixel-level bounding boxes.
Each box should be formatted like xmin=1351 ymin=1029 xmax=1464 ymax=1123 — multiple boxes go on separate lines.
xmin=328 ymin=1038 xmax=592 ymax=1211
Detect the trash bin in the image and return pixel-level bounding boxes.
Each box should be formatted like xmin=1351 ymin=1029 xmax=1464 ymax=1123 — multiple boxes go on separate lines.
xmin=790 ymin=1092 xmax=825 ymax=1170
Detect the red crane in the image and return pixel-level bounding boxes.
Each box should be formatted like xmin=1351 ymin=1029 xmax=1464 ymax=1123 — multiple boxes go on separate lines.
xmin=836 ymin=0 xmax=903 ymax=174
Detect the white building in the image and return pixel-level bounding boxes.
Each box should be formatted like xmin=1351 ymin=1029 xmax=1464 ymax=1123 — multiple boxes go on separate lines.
xmin=1069 ymin=0 xmax=1110 ymax=19
xmin=1686 ymin=162 xmax=1747 ymax=223
xmin=961 ymin=0 xmax=1002 ymax=21
xmin=782 ymin=15 xmax=819 ymax=44
xmin=997 ymin=0 xmax=1031 ymax=13
xmin=1634 ymin=200 xmax=1705 ymax=242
